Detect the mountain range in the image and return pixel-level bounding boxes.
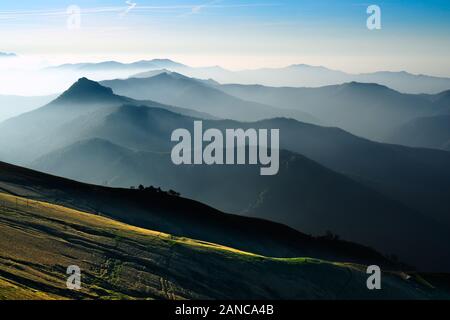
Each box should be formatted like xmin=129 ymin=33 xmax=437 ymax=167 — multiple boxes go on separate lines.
xmin=217 ymin=81 xmax=448 ymax=142
xmin=100 ymin=71 xmax=450 ymax=143
xmin=49 ymin=59 xmax=450 ymax=94
xmin=101 ymin=72 xmax=318 ymax=123
xmin=47 ymin=59 xmax=185 ymax=72
xmin=1 ymin=78 xmax=449 ymax=271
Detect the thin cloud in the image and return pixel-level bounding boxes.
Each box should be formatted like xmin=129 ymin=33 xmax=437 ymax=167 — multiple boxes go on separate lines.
xmin=190 ymin=0 xmax=223 ymax=15
xmin=0 ymin=3 xmax=279 ymax=20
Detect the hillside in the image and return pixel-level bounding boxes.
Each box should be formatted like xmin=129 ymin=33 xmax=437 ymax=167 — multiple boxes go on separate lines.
xmin=1 ymin=191 xmax=447 ymax=300
xmin=28 ymin=138 xmax=450 ymax=272
xmin=0 ymin=161 xmax=396 ymax=267
xmin=388 ymin=115 xmax=450 ymax=150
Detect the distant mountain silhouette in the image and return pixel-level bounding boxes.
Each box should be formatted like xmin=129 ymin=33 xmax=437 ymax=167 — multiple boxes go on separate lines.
xmin=131 ymin=68 xmax=173 ymax=78
xmin=101 ymin=72 xmax=319 ymax=124
xmin=218 ymin=81 xmax=436 ymax=141
xmin=47 ymin=58 xmax=450 ymax=93
xmin=356 ymin=71 xmax=450 ymax=94
xmin=178 ymin=64 xmax=450 ymax=94
xmin=48 ymin=59 xmax=185 ymax=72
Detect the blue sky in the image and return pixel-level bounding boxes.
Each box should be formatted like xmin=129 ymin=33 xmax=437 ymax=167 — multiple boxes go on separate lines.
xmin=0 ymin=0 xmax=449 ymax=75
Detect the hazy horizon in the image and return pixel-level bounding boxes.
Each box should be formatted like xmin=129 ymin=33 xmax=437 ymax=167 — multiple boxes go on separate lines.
xmin=1 ymin=0 xmax=449 ymax=76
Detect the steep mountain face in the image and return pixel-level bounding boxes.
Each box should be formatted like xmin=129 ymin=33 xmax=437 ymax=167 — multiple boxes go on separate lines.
xmin=387 ymin=115 xmax=450 ymax=151
xmin=218 ymin=82 xmax=434 ymax=141
xmin=101 ymin=72 xmax=319 ymax=124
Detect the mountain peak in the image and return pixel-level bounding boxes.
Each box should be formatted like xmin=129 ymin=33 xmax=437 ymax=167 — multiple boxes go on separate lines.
xmin=343 ymin=81 xmax=392 ymax=91
xmin=288 ymin=64 xmax=333 ymax=71
xmin=55 ymin=77 xmax=115 ymax=103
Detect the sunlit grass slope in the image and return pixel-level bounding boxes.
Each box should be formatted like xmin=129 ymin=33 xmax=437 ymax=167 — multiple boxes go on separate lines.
xmin=0 ymin=192 xmax=448 ymax=300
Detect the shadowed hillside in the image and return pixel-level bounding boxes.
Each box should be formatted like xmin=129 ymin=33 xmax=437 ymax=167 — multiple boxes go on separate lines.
xmin=28 ymin=139 xmax=450 ymax=272
xmin=0 ymin=161 xmax=394 ymax=267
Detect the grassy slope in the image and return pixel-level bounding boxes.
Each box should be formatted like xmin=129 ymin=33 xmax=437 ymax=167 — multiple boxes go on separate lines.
xmin=0 ymin=161 xmax=399 ymax=269
xmin=0 ymin=192 xmax=448 ymax=300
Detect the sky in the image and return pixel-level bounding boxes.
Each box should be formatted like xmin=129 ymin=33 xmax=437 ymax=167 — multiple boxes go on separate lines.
xmin=0 ymin=0 xmax=449 ymax=75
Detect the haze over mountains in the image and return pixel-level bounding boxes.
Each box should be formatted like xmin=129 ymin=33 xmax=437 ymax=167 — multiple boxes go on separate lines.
xmin=218 ymin=81 xmax=448 ymax=142
xmin=47 ymin=59 xmax=450 ymax=94
xmin=49 ymin=59 xmax=185 ymax=73
xmin=1 ymin=77 xmax=450 ymax=271
xmin=101 ymin=72 xmax=319 ymax=124
xmin=0 ymin=54 xmax=449 ymax=276
xmin=98 ymin=70 xmax=450 ymax=143
xmin=0 ymin=94 xmax=56 ymax=122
